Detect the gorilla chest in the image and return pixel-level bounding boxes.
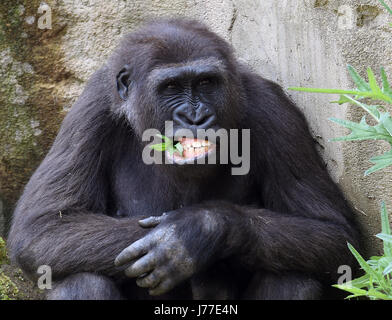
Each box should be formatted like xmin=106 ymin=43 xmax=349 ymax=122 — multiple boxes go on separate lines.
xmin=110 ymin=162 xmax=252 ymax=217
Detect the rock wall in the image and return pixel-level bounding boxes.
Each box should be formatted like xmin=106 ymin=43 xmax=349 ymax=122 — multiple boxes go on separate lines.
xmin=1 ymin=0 xmax=391 ymax=255
xmin=231 ymin=0 xmax=392 ymax=254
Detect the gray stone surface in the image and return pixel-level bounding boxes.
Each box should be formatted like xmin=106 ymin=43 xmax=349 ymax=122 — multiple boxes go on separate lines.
xmin=229 ymin=0 xmax=392 ymax=254
xmin=1 ymin=0 xmax=391 ymax=255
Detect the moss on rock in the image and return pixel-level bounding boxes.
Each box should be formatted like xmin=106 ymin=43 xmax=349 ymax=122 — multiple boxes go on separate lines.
xmin=0 ymin=273 xmax=19 ymax=300
xmin=0 ymin=1 xmax=71 ymax=232
xmin=0 ymin=237 xmax=18 ymax=300
xmin=0 ymin=237 xmax=44 ymax=300
xmin=0 ymin=237 xmax=8 ymax=265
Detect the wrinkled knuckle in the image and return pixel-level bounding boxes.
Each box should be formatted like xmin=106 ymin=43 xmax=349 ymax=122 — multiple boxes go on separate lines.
xmin=140 ymin=274 xmax=159 ymax=288
xmin=125 ymin=264 xmax=141 ymax=277
xmin=136 ymin=277 xmax=151 ymax=288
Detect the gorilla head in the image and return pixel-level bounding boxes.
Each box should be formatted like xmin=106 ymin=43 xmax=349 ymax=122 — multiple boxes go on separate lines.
xmin=110 ymin=19 xmax=243 ymax=166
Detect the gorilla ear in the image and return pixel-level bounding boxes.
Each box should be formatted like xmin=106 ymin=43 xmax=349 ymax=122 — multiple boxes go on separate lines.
xmin=116 ymin=64 xmax=132 ymax=101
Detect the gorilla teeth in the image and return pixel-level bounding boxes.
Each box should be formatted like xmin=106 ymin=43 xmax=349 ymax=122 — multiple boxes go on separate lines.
xmin=177 ymin=139 xmax=211 ymax=148
xmin=173 ymin=138 xmax=213 ymax=160
xmin=169 ymin=138 xmax=215 ymax=163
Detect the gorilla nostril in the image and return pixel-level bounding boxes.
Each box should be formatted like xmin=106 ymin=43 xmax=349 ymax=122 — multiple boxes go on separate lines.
xmin=194 ymin=114 xmax=212 ymax=126
xmin=174 ymin=111 xmax=194 ymax=126
xmin=173 ymin=108 xmax=215 ymax=128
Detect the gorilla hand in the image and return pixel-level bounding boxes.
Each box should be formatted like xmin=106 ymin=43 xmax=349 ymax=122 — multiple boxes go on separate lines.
xmin=114 ymin=207 xmax=237 ymax=296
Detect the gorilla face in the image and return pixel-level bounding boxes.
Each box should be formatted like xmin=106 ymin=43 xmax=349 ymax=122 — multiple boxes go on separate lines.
xmin=115 ymin=26 xmax=242 ymax=166
xmin=150 ymin=58 xmax=227 ymax=164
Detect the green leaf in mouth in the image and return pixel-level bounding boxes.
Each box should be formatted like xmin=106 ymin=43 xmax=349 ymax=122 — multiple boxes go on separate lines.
xmin=149 ymin=134 xmax=184 ymax=156
xmin=174 ymin=142 xmax=183 ymax=154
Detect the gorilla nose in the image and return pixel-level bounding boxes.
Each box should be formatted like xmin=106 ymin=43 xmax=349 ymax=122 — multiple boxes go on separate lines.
xmin=173 ymin=108 xmax=216 ymax=129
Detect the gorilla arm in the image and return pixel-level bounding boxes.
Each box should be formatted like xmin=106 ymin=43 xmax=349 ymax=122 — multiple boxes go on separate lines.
xmin=231 ymin=74 xmax=360 ymax=275
xmin=7 ymin=68 xmax=149 ymax=281
xmin=115 ymin=198 xmax=357 ymax=296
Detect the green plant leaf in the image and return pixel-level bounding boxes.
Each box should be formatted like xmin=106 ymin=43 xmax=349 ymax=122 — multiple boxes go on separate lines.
xmin=341 ymin=95 xmax=381 ymax=122
xmin=348 ymin=65 xmax=371 ymax=92
xmin=329 ymin=116 xmax=392 ymax=144
xmin=149 ymin=134 xmax=184 ymax=156
xmin=381 ymin=67 xmax=392 ymax=97
xmin=383 ymin=115 xmax=392 ymax=136
xmin=367 ymin=67 xmax=383 ymax=96
xmin=349 ymin=274 xmax=371 ymax=289
xmin=377 ymin=233 xmax=392 ymax=243
xmin=365 ymin=150 xmax=392 ymax=176
xmin=156 ymin=134 xmax=172 ymax=145
xmin=367 ymin=289 xmax=392 ymax=300
xmin=149 ymin=143 xmax=168 ymax=152
xmin=149 ymin=134 xmax=175 ymax=153
xmin=335 ymin=274 xmax=370 ymax=291
xmin=330 ymin=95 xmax=352 ymax=105
xmin=382 ymin=206 xmax=392 ymax=236
xmin=380 ymin=202 xmax=392 ymax=257
xmin=383 ymin=262 xmax=392 ymax=275
xmin=289 ymin=87 xmax=392 ymax=103
xmin=378 ymin=256 xmax=392 ymax=268
xmin=347 ymin=243 xmax=381 ymax=281
xmin=332 ymin=284 xmax=368 ymax=298
xmin=174 ymin=142 xmax=183 ymax=155
xmin=379 ymin=0 xmax=392 ymax=16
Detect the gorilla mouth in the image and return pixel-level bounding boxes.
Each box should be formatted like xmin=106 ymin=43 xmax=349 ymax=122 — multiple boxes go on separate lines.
xmin=168 ymin=137 xmax=216 ymax=164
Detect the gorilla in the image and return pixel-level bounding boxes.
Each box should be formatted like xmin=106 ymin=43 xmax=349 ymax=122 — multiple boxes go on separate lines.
xmin=8 ymin=18 xmax=359 ymax=300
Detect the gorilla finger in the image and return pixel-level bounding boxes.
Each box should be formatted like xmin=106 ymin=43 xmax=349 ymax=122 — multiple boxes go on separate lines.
xmin=115 ymin=238 xmax=150 ymax=266
xmin=125 ymin=253 xmax=156 ymax=278
xmin=149 ymin=278 xmax=176 ymax=296
xmin=136 ymin=270 xmax=162 ymax=288
xmin=138 ymin=216 xmax=163 ymax=228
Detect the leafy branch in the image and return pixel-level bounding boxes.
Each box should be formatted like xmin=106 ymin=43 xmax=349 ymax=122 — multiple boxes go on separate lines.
xmin=290 ymin=67 xmax=392 ymax=104
xmin=333 ymin=203 xmax=392 ymax=300
xmin=149 ymin=134 xmax=183 ymax=156
xmin=289 ymin=65 xmax=392 ymax=176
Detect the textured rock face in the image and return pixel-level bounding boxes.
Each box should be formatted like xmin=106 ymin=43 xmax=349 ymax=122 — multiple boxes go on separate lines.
xmin=0 ymin=0 xmax=67 ymax=235
xmin=230 ymin=0 xmax=392 ymax=255
xmin=0 ymin=0 xmax=391 ymax=255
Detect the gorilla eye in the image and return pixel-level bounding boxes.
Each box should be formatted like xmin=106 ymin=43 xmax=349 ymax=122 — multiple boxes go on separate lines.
xmin=165 ymin=81 xmax=178 ymax=90
xmin=198 ymin=78 xmax=213 ymax=87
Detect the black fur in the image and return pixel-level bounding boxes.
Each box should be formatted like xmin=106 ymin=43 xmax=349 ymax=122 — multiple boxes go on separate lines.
xmin=7 ymin=18 xmax=359 ymax=300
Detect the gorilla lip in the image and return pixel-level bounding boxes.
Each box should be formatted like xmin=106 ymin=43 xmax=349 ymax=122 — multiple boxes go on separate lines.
xmin=168 ymin=137 xmax=216 ymax=164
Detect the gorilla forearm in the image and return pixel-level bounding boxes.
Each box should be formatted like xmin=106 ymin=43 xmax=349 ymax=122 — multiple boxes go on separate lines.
xmin=177 ymin=201 xmax=356 ymax=280
xmin=8 ymin=212 xmax=149 ymax=281
xmin=232 ymin=208 xmax=357 ymax=277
